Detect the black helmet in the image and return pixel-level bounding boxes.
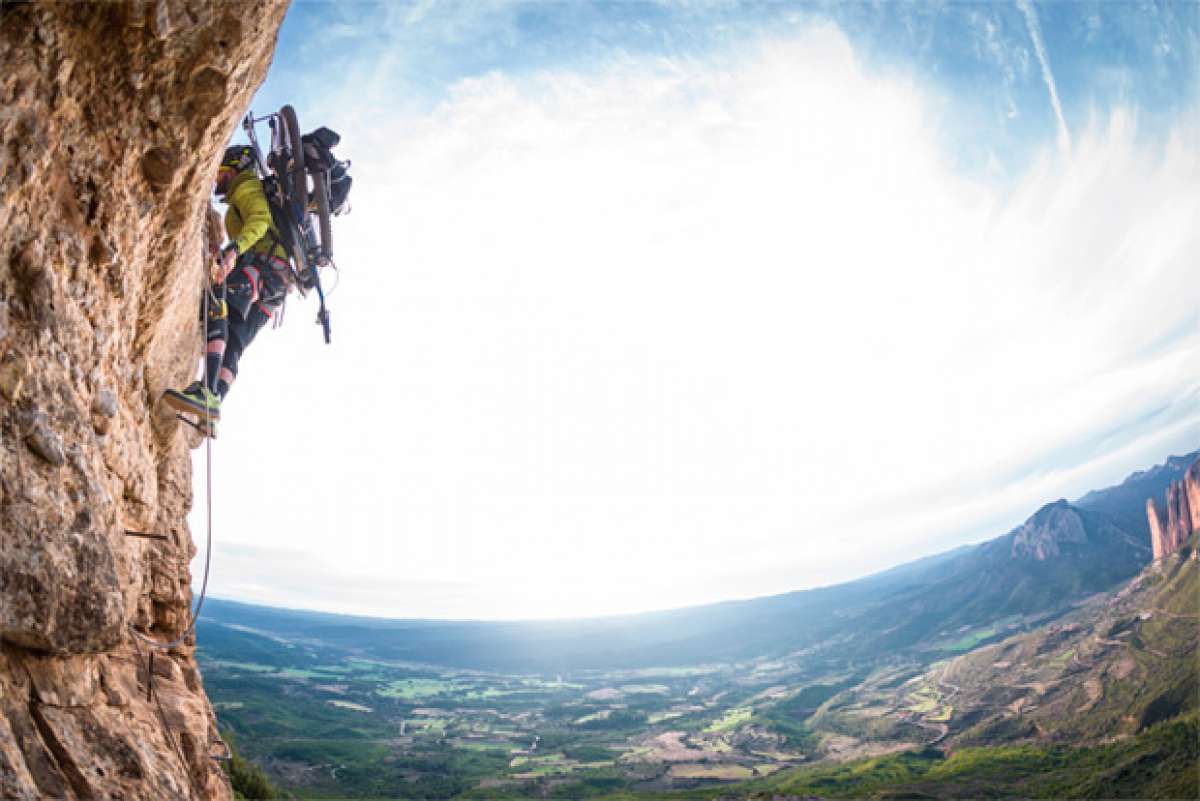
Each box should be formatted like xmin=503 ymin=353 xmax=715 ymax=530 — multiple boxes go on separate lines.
xmin=220 ymin=145 xmax=256 ymax=173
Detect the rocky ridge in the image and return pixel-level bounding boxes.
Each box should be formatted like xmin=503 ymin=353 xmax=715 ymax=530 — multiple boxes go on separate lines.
xmin=1 ymin=2 xmax=287 ymax=798
xmin=1009 ymin=499 xmax=1090 ymax=560
xmin=1146 ymin=457 xmax=1200 ymax=560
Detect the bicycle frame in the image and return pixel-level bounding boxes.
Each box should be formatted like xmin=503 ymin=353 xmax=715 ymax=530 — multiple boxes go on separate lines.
xmin=240 ymin=109 xmax=334 ymax=344
xmin=241 ymin=111 xmax=274 ymax=181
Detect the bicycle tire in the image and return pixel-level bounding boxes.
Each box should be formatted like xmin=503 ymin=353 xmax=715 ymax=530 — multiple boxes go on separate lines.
xmin=280 ymin=105 xmax=307 ymax=210
xmin=313 ymin=169 xmax=333 ymax=261
xmin=263 ymin=174 xmax=308 ymax=281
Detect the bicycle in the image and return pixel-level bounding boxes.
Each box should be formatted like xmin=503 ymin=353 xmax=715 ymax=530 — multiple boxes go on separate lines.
xmin=241 ymin=105 xmax=335 ymax=343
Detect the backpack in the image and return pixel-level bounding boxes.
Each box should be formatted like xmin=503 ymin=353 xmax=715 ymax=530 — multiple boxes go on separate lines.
xmin=301 ymin=127 xmax=353 ymax=215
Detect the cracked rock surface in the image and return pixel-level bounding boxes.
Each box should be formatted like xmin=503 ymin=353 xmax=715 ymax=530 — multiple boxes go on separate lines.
xmin=1 ymin=2 xmax=288 ymax=797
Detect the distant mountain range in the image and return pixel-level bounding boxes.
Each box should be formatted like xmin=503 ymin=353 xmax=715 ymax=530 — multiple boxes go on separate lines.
xmin=200 ymin=450 xmax=1198 ymax=673
xmin=1076 ymin=451 xmax=1200 ymax=538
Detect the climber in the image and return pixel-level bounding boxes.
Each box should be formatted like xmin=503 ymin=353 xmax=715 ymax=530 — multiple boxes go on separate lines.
xmin=162 ymin=145 xmax=292 ymax=429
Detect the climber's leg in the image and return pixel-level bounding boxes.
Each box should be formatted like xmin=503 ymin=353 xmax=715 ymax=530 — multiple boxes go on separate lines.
xmin=162 ymin=281 xmax=230 ymax=419
xmin=202 ymin=289 xmax=228 ymax=394
xmin=215 ymin=255 xmax=288 ymax=399
xmin=216 ymin=302 xmax=272 ymax=399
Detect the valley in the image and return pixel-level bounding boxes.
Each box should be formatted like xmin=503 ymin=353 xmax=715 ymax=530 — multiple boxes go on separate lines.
xmin=198 ymin=454 xmax=1200 ymax=798
xmin=200 ymin=615 xmax=860 ymax=796
xmin=200 ymin=548 xmax=1196 ymax=798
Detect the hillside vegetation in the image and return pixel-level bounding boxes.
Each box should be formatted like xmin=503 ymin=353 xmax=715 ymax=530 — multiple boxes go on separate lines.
xmin=734 ymin=715 xmax=1199 ymax=800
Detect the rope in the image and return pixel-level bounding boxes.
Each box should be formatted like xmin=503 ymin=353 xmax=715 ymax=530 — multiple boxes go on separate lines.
xmin=128 ymin=263 xmax=217 ymax=651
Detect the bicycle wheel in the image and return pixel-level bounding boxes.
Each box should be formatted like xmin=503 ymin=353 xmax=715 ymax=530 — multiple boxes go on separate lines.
xmin=312 ymin=169 xmax=333 ymax=261
xmin=279 ymin=105 xmax=307 ymax=209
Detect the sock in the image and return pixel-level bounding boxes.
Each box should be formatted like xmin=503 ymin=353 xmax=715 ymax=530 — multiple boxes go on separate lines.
xmin=216 ymin=366 xmax=235 ymax=400
xmin=204 ymin=352 xmax=223 ymax=394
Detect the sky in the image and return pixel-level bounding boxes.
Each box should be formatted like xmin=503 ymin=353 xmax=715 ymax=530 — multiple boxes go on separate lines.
xmin=191 ymin=0 xmax=1200 ymax=621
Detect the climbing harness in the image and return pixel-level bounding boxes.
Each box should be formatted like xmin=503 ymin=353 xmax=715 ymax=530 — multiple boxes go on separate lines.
xmin=205 ymin=283 xmax=228 ymax=322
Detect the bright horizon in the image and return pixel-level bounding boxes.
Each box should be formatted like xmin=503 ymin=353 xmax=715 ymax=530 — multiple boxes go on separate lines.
xmin=202 ymin=441 xmax=1193 ymax=625
xmin=190 ymin=1 xmax=1200 ymax=620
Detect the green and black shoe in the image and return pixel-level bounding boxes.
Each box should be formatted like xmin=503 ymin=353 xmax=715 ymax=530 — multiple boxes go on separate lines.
xmin=163 ymin=381 xmax=221 ymax=421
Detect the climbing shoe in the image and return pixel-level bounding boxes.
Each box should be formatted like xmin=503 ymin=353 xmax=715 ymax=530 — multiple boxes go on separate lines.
xmin=162 ymin=381 xmax=221 ymax=421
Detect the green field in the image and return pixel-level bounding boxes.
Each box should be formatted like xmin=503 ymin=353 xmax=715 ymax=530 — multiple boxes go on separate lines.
xmin=940 ymin=627 xmax=998 ymax=653
xmin=377 ymin=678 xmax=460 ymax=699
xmin=704 ymin=707 xmax=753 ymax=733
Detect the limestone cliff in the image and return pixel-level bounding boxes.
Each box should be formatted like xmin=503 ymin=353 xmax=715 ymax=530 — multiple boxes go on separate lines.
xmin=0 ymin=2 xmax=288 ymax=798
xmin=1009 ymin=499 xmax=1090 ymax=561
xmin=1146 ymin=457 xmax=1200 ymax=561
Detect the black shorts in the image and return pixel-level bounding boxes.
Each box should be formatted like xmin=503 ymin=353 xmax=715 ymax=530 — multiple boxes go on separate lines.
xmin=224 ymin=252 xmax=289 ymax=320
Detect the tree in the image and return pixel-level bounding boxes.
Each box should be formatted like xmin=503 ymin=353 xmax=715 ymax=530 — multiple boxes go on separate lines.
xmin=223 ymin=739 xmax=281 ymax=800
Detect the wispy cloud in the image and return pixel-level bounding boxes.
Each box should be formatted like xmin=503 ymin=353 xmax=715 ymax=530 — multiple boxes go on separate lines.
xmin=1017 ymin=0 xmax=1071 ymax=155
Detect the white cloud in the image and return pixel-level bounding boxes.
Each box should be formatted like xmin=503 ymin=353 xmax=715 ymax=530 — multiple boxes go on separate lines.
xmin=193 ymin=24 xmax=1200 ymax=620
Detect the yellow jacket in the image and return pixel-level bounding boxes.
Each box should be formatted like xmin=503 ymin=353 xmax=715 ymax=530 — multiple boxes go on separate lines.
xmin=224 ymin=172 xmax=289 ymax=261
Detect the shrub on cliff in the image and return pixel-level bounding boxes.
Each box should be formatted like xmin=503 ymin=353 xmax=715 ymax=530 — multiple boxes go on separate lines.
xmin=223 ymin=740 xmax=281 ymax=800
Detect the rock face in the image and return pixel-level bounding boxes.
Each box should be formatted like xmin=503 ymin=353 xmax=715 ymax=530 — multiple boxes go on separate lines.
xmin=1010 ymin=500 xmax=1090 ymax=561
xmin=1146 ymin=458 xmax=1200 ymax=561
xmin=0 ymin=2 xmax=287 ymax=798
